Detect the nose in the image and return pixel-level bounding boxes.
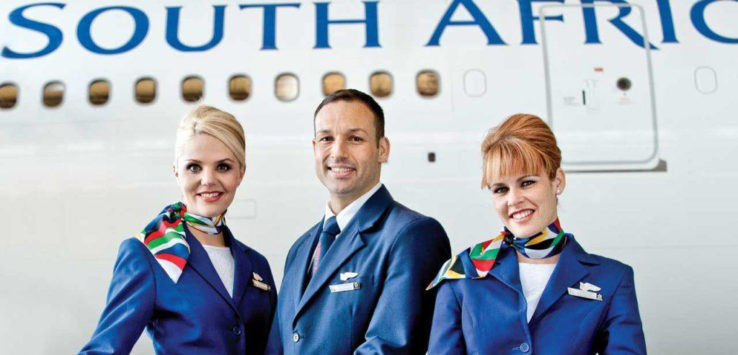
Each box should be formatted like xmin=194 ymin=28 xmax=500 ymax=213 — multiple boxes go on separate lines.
xmin=507 ymin=187 xmax=523 ymax=207
xmin=201 ymin=167 xmax=216 ymax=186
xmin=330 ymin=138 xmax=348 ymax=159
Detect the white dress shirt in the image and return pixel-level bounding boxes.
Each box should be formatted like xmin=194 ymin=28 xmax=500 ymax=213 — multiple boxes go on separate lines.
xmin=323 ymin=182 xmax=383 ymax=237
xmin=519 ymin=262 xmax=557 ymax=322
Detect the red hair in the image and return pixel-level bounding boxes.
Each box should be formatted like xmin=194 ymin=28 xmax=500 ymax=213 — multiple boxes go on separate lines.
xmin=481 ymin=114 xmax=561 ymax=188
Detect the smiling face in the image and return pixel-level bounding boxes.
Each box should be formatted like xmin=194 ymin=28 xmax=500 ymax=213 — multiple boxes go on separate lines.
xmin=490 ymin=168 xmax=565 ymax=237
xmin=313 ymin=100 xmax=389 ymax=212
xmin=175 ymin=133 xmax=245 ymax=217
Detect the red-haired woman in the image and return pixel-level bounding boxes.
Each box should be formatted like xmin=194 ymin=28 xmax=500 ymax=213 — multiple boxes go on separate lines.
xmin=427 ymin=114 xmax=646 ymax=354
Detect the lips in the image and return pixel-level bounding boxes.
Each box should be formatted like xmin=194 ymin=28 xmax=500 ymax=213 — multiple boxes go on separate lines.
xmin=510 ymin=209 xmax=534 ymax=222
xmin=197 ymin=191 xmax=223 ymax=203
xmin=327 ymin=164 xmax=356 ymax=178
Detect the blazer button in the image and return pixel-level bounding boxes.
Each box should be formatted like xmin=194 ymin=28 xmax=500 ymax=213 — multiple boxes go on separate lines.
xmin=232 ymin=326 xmax=242 ymax=336
xmin=292 ymin=332 xmax=300 ymax=342
xmin=519 ymin=342 xmax=530 ymax=353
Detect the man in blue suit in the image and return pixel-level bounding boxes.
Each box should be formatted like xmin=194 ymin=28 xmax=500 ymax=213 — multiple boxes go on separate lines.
xmin=267 ymin=89 xmax=451 ymax=354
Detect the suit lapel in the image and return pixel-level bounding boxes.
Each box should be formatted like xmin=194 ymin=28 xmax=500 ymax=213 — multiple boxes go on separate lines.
xmin=295 ymin=222 xmax=321 ymax=303
xmin=530 ymin=237 xmax=594 ymax=322
xmin=226 ymin=228 xmax=253 ymax=307
xmin=184 ymin=228 xmax=239 ymax=313
xmin=488 ymin=246 xmax=525 ymax=298
xmin=293 ymin=186 xmax=393 ymax=323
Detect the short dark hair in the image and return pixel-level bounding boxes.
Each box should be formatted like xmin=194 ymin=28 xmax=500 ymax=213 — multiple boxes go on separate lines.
xmin=313 ymin=89 xmax=385 ymax=141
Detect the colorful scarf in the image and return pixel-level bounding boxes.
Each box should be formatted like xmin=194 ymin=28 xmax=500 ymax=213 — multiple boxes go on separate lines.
xmin=136 ymin=202 xmax=226 ymax=283
xmin=427 ymin=219 xmax=568 ymax=290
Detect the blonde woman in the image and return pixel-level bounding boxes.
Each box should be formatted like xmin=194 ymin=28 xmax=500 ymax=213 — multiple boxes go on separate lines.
xmin=80 ymin=106 xmax=276 ymax=354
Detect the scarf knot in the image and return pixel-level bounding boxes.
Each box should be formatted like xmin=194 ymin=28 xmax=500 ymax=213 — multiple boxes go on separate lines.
xmin=427 ymin=219 xmax=568 ymax=290
xmin=136 ymin=203 xmax=227 ymax=283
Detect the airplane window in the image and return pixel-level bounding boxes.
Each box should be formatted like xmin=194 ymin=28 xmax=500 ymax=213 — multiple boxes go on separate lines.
xmin=322 ymin=72 xmax=346 ymax=96
xmin=275 ymin=73 xmax=299 ymax=102
xmin=369 ymin=72 xmax=392 ymax=98
xmin=182 ymin=76 xmax=204 ymax=102
xmin=43 ymin=81 xmax=65 ymax=108
xmin=417 ymin=70 xmax=440 ymax=97
xmin=229 ymin=75 xmax=252 ymax=101
xmin=89 ymin=79 xmax=110 ymax=106
xmin=0 ymin=83 xmax=18 ymax=109
xmin=135 ymin=78 xmax=156 ymax=104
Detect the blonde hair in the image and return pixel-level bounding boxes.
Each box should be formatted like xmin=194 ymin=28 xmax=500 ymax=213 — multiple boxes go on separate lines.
xmin=481 ymin=114 xmax=561 ymax=188
xmin=175 ymin=105 xmax=245 ymax=168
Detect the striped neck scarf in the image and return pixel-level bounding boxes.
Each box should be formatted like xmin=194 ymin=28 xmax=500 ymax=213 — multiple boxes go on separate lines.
xmin=136 ymin=202 xmax=227 ymax=283
xmin=427 ymin=219 xmax=568 ymax=289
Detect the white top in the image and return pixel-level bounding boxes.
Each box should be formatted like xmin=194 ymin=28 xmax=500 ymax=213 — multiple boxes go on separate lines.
xmin=323 ymin=182 xmax=383 ymax=237
xmin=202 ymin=245 xmax=235 ymax=298
xmin=518 ymin=262 xmax=557 ymax=322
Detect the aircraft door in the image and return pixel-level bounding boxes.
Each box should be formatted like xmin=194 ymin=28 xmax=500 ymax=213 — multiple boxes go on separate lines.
xmin=540 ymin=3 xmax=661 ymax=171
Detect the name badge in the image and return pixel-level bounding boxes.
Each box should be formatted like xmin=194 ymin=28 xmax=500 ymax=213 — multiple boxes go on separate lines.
xmin=329 ymin=282 xmax=361 ymax=293
xmin=252 ymin=278 xmax=271 ymax=292
xmin=567 ymin=287 xmax=602 ymax=301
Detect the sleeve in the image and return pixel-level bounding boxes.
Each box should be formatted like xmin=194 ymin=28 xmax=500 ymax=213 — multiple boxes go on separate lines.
xmin=354 ymin=217 xmax=451 ymax=355
xmin=79 ymin=239 xmax=156 ymax=355
xmin=596 ymin=266 xmax=647 ymax=355
xmin=262 ymin=256 xmax=281 ymax=355
xmin=428 ymin=282 xmax=467 ymax=355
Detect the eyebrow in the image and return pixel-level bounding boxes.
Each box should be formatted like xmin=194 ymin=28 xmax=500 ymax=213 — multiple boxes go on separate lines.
xmin=183 ymin=158 xmax=235 ymax=163
xmin=316 ymin=128 xmax=369 ymax=135
xmin=490 ymin=174 xmax=537 ymax=187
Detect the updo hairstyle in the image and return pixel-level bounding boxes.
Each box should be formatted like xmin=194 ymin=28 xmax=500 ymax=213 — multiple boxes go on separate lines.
xmin=175 ymin=105 xmax=246 ymax=168
xmin=481 ymin=114 xmax=561 ymax=188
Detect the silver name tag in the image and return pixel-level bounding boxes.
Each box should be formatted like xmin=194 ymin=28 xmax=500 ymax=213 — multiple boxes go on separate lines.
xmin=329 ymin=282 xmax=361 ymax=293
xmin=567 ymin=287 xmax=603 ymax=301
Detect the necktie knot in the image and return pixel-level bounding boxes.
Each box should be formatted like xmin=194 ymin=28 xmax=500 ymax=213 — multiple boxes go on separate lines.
xmin=312 ymin=216 xmax=340 ymax=274
xmin=323 ymin=216 xmax=340 ymax=237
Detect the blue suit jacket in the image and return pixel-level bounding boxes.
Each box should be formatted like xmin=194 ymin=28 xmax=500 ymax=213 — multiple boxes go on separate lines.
xmin=80 ymin=226 xmax=277 ymax=355
xmin=267 ymin=186 xmax=451 ymax=354
xmin=429 ymin=237 xmax=646 ymax=355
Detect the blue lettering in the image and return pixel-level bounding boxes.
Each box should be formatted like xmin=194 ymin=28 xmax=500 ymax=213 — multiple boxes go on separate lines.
xmin=2 ymin=3 xmax=65 ymax=59
xmin=315 ymin=1 xmax=380 ymax=49
xmin=77 ymin=6 xmax=149 ymax=55
xmin=166 ymin=6 xmax=226 ymax=52
xmin=691 ymin=0 xmax=738 ymax=44
xmin=239 ymin=3 xmax=301 ymax=50
xmin=655 ymin=0 xmax=678 ymax=43
xmin=426 ymin=0 xmax=505 ymax=46
xmin=580 ymin=0 xmax=657 ymax=49
xmin=518 ymin=0 xmax=564 ymax=45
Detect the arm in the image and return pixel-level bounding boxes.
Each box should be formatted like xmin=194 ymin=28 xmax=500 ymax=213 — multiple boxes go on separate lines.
xmin=263 ymin=256 xmax=282 ymax=355
xmin=428 ymin=282 xmax=467 ymax=355
xmin=79 ymin=239 xmax=156 ymax=355
xmin=597 ymin=266 xmax=647 ymax=355
xmin=354 ymin=218 xmax=451 ymax=355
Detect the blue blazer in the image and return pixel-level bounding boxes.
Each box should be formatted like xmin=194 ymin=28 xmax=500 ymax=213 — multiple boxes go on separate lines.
xmin=429 ymin=237 xmax=646 ymax=355
xmin=80 ymin=226 xmax=277 ymax=355
xmin=267 ymin=186 xmax=451 ymax=354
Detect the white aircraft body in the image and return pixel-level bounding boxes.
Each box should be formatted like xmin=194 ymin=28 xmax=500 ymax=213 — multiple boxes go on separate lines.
xmin=1 ymin=0 xmax=736 ymax=353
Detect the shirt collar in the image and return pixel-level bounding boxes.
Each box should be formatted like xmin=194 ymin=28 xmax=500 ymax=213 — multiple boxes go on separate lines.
xmin=324 ymin=182 xmax=383 ymax=233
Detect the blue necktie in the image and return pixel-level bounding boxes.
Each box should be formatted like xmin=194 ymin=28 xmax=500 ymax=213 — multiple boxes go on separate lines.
xmin=313 ymin=216 xmax=340 ymax=274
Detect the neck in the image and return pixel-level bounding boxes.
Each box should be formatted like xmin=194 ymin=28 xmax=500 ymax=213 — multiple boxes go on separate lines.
xmin=190 ymin=227 xmax=226 ymax=247
xmin=329 ymin=182 xmax=379 ymax=215
xmin=517 ymin=252 xmax=559 ymax=264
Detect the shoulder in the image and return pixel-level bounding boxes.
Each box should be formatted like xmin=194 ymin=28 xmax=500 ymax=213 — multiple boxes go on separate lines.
xmin=109 ymin=237 xmax=157 ymax=280
xmin=572 ymin=240 xmax=635 ymax=287
xmin=284 ymin=220 xmax=322 ymax=261
xmin=385 ymin=201 xmax=447 ymax=237
xmin=231 ymin=238 xmax=271 ymax=269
